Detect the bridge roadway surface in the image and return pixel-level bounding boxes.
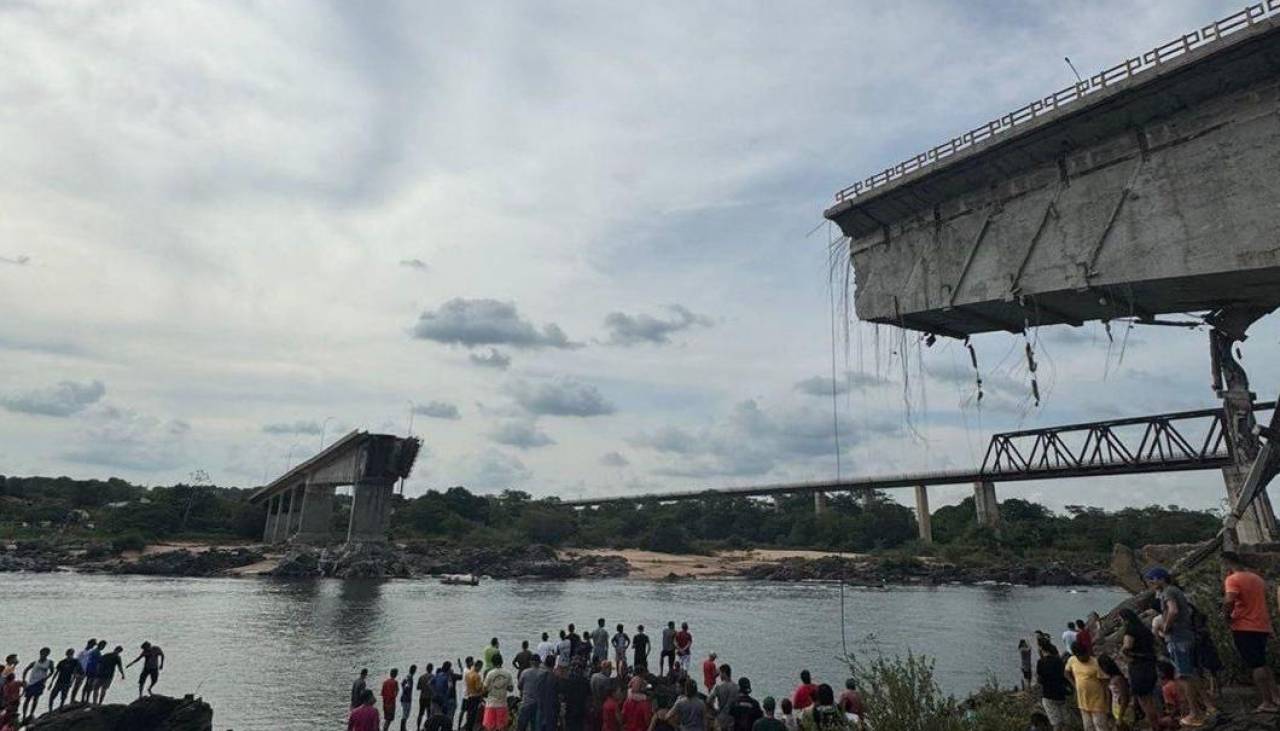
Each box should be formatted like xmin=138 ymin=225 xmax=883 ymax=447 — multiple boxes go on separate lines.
xmin=562 ymin=402 xmax=1275 ymax=509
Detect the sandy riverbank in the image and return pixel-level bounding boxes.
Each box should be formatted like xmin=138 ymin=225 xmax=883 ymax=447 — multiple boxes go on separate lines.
xmin=562 ymin=547 xmax=865 ymax=580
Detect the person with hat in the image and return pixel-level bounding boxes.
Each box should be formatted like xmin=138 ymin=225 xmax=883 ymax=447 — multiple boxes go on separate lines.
xmin=729 ymin=677 xmax=762 ymax=731
xmin=1221 ymin=551 xmax=1280 ymax=711
xmin=1145 ymin=566 xmax=1209 ymax=727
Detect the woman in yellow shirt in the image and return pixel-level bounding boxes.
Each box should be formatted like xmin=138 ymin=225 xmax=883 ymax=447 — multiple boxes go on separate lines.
xmin=1065 ymin=642 xmax=1112 ymax=731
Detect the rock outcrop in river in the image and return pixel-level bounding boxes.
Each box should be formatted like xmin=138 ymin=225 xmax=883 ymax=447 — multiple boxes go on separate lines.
xmin=268 ymin=541 xmax=631 ymax=580
xmin=28 ymin=694 xmax=213 ymax=731
xmin=738 ymin=554 xmax=1111 ymax=585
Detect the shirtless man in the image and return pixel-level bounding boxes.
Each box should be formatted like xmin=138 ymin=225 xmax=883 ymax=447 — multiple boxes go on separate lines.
xmin=125 ymin=642 xmax=164 ymax=697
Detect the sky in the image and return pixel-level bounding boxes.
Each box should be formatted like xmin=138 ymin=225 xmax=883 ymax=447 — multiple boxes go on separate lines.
xmin=1 ymin=0 xmax=1275 ymax=514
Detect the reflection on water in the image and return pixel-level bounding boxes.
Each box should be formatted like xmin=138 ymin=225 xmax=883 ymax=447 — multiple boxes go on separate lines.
xmin=0 ymin=574 xmax=1125 ymax=731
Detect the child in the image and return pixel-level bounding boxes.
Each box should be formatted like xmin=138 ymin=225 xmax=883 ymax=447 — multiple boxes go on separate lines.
xmin=1157 ymin=662 xmax=1183 ymax=730
xmin=779 ymin=697 xmax=798 ymax=731
xmin=1099 ymin=655 xmax=1133 ymax=731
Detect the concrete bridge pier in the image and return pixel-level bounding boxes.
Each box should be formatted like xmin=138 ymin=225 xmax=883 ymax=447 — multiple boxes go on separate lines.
xmin=262 ymin=494 xmax=282 ymax=543
xmin=813 ymin=491 xmax=827 ymax=516
xmin=973 ymin=480 xmax=1000 ymax=533
xmin=914 ymin=485 xmax=933 ymax=544
xmin=295 ymin=485 xmax=335 ymax=543
xmin=347 ymin=479 xmax=395 ymax=543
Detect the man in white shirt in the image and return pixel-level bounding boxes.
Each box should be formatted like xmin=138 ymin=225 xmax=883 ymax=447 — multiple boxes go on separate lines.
xmin=1061 ymin=621 xmax=1078 ymax=652
xmin=536 ymin=633 xmax=556 ymax=664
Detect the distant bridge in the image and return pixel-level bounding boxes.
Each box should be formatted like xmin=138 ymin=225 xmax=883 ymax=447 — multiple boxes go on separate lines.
xmin=563 ymin=402 xmax=1275 ymax=543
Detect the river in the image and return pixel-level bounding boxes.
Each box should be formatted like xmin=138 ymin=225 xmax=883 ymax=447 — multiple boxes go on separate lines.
xmin=0 ymin=573 xmax=1125 ymax=730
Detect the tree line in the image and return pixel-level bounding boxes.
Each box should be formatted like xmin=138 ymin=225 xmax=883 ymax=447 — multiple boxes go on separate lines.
xmin=0 ymin=474 xmax=1221 ymax=556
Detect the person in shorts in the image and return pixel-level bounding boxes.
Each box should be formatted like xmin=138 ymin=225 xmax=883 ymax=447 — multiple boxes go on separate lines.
xmin=80 ymin=641 xmax=101 ymax=703
xmin=47 ymin=649 xmax=79 ymax=712
xmin=1147 ymin=567 xmax=1208 ymax=727
xmin=20 ymin=648 xmax=53 ymax=720
xmin=125 ymin=642 xmax=164 ymax=697
xmin=381 ymin=668 xmax=400 ymax=731
xmin=1034 ymin=639 xmax=1068 ymax=730
xmin=481 ymin=653 xmax=513 ymax=731
xmin=93 ymin=645 xmax=125 ymax=705
xmin=1222 ymin=551 xmax=1280 ymax=711
xmin=674 ymin=624 xmax=692 ymax=673
xmin=70 ymin=640 xmax=93 ymax=704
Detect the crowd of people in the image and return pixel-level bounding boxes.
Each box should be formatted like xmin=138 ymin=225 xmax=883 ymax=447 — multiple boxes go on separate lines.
xmin=1022 ymin=552 xmax=1280 ymax=730
xmin=347 ymin=619 xmax=866 ymax=731
xmin=0 ymin=638 xmax=165 ymax=728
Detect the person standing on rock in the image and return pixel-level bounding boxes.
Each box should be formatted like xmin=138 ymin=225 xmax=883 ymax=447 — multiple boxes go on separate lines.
xmin=1117 ymin=609 xmax=1158 ymax=729
xmin=463 ymin=660 xmax=484 ymax=731
xmin=349 ymin=689 xmax=381 ymax=731
xmin=20 ymin=648 xmax=53 ymax=720
xmin=1034 ymin=638 xmax=1068 ymax=731
xmin=1074 ymin=619 xmax=1093 ymax=655
xmin=791 ymin=671 xmax=817 ymax=712
xmin=80 ymin=639 xmax=101 ymax=702
xmin=660 ymin=623 xmax=677 ymax=676
xmin=93 ymin=644 xmax=125 ymax=705
xmin=1146 ymin=567 xmax=1208 ymax=728
xmin=536 ymin=633 xmax=555 ymax=665
xmin=400 ymin=664 xmax=418 ymax=731
xmin=481 ymin=653 xmax=514 ymax=731
xmin=353 ymin=668 xmax=371 ymax=708
xmin=701 ymin=653 xmax=719 ymax=694
xmin=381 ymin=668 xmax=400 ymax=731
xmin=1061 ymin=623 xmax=1077 ymax=656
xmin=125 ymin=641 xmax=163 ymax=697
xmin=514 ymin=642 xmax=534 ymax=675
xmin=47 ymin=649 xmax=78 ymax=712
xmin=611 ymin=624 xmax=630 ymax=674
xmin=632 ymin=626 xmax=650 ymax=673
xmin=592 ymin=619 xmax=610 ymax=667
xmin=674 ymin=624 xmax=693 ymax=674
xmin=1063 ymin=642 xmax=1108 ymax=731
xmin=416 ymin=663 xmax=435 ymax=730
xmin=1221 ymin=551 xmax=1280 ymax=711
xmin=70 ymin=639 xmax=93 ymax=704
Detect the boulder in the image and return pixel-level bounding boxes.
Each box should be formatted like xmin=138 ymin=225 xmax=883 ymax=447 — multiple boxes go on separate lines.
xmin=269 ymin=547 xmax=324 ymax=577
xmin=28 ymin=695 xmax=212 ymax=731
xmin=1109 ymin=544 xmax=1148 ymax=594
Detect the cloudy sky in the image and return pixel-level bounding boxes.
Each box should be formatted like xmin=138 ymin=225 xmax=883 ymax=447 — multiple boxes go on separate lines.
xmin=1 ymin=0 xmax=1274 ymax=513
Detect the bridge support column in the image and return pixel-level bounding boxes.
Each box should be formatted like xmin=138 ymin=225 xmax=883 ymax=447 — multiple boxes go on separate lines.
xmin=273 ymin=490 xmax=293 ymax=543
xmin=347 ymin=479 xmax=394 ymax=543
xmin=813 ymin=491 xmax=827 ymax=516
xmin=973 ymin=480 xmax=1000 ymax=533
xmin=915 ymin=485 xmax=933 ymax=544
xmin=263 ymin=494 xmax=280 ymax=543
xmin=288 ymin=485 xmax=306 ymax=536
xmin=295 ymin=485 xmax=335 ymax=544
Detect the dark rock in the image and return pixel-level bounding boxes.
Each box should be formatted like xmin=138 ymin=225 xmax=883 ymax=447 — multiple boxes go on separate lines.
xmin=331 ymin=542 xmax=413 ymax=578
xmin=0 ymin=553 xmax=59 ymax=572
xmin=568 ymin=554 xmax=630 ymax=578
xmin=269 ymin=547 xmax=324 ymax=577
xmin=737 ymin=555 xmax=1110 ymax=586
xmin=28 ymin=694 xmax=212 ymax=731
xmin=114 ymin=548 xmax=264 ymax=577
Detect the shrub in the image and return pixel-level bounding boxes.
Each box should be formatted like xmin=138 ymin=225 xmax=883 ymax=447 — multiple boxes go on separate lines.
xmin=111 ymin=532 xmax=147 ymax=553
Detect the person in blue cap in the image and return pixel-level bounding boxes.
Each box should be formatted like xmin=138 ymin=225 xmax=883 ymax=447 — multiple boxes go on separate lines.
xmin=1145 ymin=567 xmax=1209 ymax=727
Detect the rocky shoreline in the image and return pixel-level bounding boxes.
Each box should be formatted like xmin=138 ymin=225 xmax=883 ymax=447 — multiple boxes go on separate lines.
xmin=0 ymin=538 xmax=1114 ymax=586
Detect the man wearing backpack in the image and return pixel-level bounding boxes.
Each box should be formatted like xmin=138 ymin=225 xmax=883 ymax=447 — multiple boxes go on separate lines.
xmin=1146 ymin=567 xmax=1210 ymax=727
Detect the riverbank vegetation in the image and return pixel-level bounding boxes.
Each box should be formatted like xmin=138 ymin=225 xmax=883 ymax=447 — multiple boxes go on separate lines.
xmin=0 ymin=474 xmax=1220 ymax=563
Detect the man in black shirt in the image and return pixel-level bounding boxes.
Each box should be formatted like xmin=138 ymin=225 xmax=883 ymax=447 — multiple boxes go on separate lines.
xmin=728 ymin=678 xmax=762 ymax=731
xmin=47 ymin=649 xmax=79 ymax=712
xmin=513 ymin=641 xmax=534 ymax=674
xmin=632 ymin=626 xmax=650 ymax=672
xmin=93 ymin=645 xmax=126 ymax=704
xmin=1034 ymin=640 xmax=1068 ymax=729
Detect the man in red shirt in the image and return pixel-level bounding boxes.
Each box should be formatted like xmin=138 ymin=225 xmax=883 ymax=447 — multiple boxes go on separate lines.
xmin=674 ymin=624 xmax=693 ymax=672
xmin=380 ymin=669 xmax=400 ymax=731
xmin=791 ymin=671 xmax=817 ymax=711
xmin=349 ymin=689 xmax=380 ymax=731
xmin=1222 ymin=551 xmax=1280 ymax=711
xmin=701 ymin=653 xmax=719 ymax=692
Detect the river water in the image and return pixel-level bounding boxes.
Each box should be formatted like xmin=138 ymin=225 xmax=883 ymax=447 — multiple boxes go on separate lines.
xmin=0 ymin=574 xmax=1125 ymax=730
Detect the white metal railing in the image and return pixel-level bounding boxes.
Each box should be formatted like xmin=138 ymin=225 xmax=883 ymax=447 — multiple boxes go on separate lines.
xmin=832 ymin=0 xmax=1280 ymax=203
